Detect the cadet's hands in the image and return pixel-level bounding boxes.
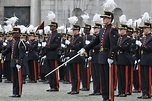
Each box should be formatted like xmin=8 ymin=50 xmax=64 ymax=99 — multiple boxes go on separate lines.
xmin=107 ymin=58 xmax=114 ymax=65
xmin=136 ymin=40 xmax=142 ymax=47
xmin=87 ymin=57 xmax=92 ymax=61
xmin=85 ymin=40 xmax=90 ymax=45
xmin=42 ymin=42 xmax=46 ymax=47
xmin=65 ymin=40 xmax=70 ymax=45
xmin=16 ymin=64 xmax=21 ymax=71
xmin=61 ymin=44 xmax=66 ymax=48
xmin=3 ymin=42 xmax=7 ymax=46
xmin=78 ymin=48 xmax=85 ymax=55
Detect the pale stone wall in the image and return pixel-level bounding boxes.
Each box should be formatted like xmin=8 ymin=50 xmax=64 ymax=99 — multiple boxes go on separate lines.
xmin=0 ymin=0 xmax=152 ymax=26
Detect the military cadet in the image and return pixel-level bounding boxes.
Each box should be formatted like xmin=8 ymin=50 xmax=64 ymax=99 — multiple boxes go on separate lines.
xmin=67 ymin=24 xmax=83 ymax=95
xmin=132 ymin=27 xmax=143 ymax=93
xmin=27 ymin=32 xmax=39 ymax=83
xmin=0 ymin=31 xmax=3 ymax=82
xmin=89 ymin=23 xmax=102 ymax=95
xmin=46 ymin=22 xmax=61 ymax=92
xmin=2 ymin=27 xmax=26 ymax=97
xmin=39 ymin=34 xmax=48 ymax=82
xmin=137 ymin=22 xmax=152 ymax=99
xmin=20 ymin=33 xmax=28 ymax=84
xmin=3 ymin=32 xmax=13 ymax=83
xmin=115 ymin=24 xmax=132 ymax=97
xmin=81 ymin=23 xmax=93 ymax=91
xmin=78 ymin=11 xmax=119 ymax=101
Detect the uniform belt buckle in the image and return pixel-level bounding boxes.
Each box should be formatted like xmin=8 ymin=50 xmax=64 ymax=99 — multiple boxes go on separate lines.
xmin=100 ymin=47 xmax=103 ymax=52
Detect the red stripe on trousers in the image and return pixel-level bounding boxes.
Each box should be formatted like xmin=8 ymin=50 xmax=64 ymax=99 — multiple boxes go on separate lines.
xmin=138 ymin=64 xmax=141 ymax=92
xmin=76 ymin=64 xmax=80 ymax=93
xmin=55 ymin=60 xmax=59 ymax=90
xmin=125 ymin=66 xmax=128 ymax=94
xmin=33 ymin=61 xmax=37 ymax=81
xmin=18 ymin=68 xmax=22 ymax=96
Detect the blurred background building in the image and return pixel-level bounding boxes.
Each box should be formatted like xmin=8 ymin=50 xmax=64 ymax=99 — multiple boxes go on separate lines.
xmin=0 ymin=0 xmax=152 ymax=27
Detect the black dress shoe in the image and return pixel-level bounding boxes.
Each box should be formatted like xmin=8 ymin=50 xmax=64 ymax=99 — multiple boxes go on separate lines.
xmin=137 ymin=95 xmax=143 ymax=99
xmin=4 ymin=80 xmax=12 ymax=83
xmin=27 ymin=80 xmax=37 ymax=83
xmin=67 ymin=91 xmax=72 ymax=94
xmin=46 ymin=88 xmax=58 ymax=92
xmin=127 ymin=92 xmax=131 ymax=95
xmin=142 ymin=95 xmax=151 ymax=99
xmin=10 ymin=95 xmax=21 ymax=98
xmin=80 ymin=88 xmax=89 ymax=91
xmin=132 ymin=89 xmax=140 ymax=93
xmin=119 ymin=94 xmax=127 ymax=97
xmin=89 ymin=92 xmax=95 ymax=96
xmin=71 ymin=91 xmax=79 ymax=95
xmin=114 ymin=93 xmax=121 ymax=97
xmin=95 ymin=92 xmax=102 ymax=95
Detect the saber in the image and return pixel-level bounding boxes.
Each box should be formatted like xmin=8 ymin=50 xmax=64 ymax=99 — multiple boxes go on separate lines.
xmin=45 ymin=53 xmax=80 ymax=77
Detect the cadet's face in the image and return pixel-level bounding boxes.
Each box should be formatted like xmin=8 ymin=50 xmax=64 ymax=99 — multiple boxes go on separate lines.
xmin=94 ymin=28 xmax=100 ymax=35
xmin=0 ymin=37 xmax=2 ymax=41
xmin=29 ymin=35 xmax=35 ymax=40
xmin=103 ymin=17 xmax=111 ymax=25
xmin=143 ymin=27 xmax=151 ymax=35
xmin=119 ymin=29 xmax=126 ymax=35
xmin=73 ymin=30 xmax=79 ymax=35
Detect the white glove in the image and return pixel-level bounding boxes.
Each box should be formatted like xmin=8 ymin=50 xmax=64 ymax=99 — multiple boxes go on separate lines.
xmin=88 ymin=57 xmax=92 ymax=61
xmin=26 ymin=41 xmax=29 ymax=44
xmin=65 ymin=40 xmax=70 ymax=45
xmin=66 ymin=57 xmax=70 ymax=60
xmin=78 ymin=48 xmax=85 ymax=55
xmin=38 ymin=43 xmax=41 ymax=47
xmin=16 ymin=64 xmax=21 ymax=71
xmin=42 ymin=56 xmax=46 ymax=59
xmin=61 ymin=44 xmax=66 ymax=48
xmin=3 ymin=42 xmax=7 ymax=46
xmin=107 ymin=58 xmax=114 ymax=65
xmin=85 ymin=40 xmax=90 ymax=45
xmin=42 ymin=42 xmax=46 ymax=47
xmin=136 ymin=40 xmax=142 ymax=47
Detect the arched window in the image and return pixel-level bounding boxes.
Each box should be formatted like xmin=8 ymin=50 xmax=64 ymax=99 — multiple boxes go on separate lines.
xmin=72 ymin=8 xmax=84 ymax=27
xmin=113 ymin=8 xmax=123 ymax=27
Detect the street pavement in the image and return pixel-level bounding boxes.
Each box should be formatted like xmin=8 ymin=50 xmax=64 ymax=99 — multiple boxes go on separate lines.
xmin=0 ymin=80 xmax=151 ymax=101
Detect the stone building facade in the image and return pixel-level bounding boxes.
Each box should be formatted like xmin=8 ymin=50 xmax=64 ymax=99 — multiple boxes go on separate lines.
xmin=0 ymin=0 xmax=152 ymax=27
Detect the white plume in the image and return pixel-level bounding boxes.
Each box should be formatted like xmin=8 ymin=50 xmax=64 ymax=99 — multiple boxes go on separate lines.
xmin=0 ymin=25 xmax=3 ymax=32
xmin=92 ymin=14 xmax=103 ymax=25
xmin=44 ymin=26 xmax=50 ymax=34
xmin=119 ymin=15 xmax=127 ymax=24
xmin=27 ymin=25 xmax=35 ymax=33
xmin=57 ymin=26 xmax=65 ymax=33
xmin=133 ymin=18 xmax=142 ymax=28
xmin=81 ymin=13 xmax=89 ymax=23
xmin=68 ymin=16 xmax=78 ymax=25
xmin=17 ymin=25 xmax=27 ymax=33
xmin=4 ymin=15 xmax=18 ymax=26
xmin=3 ymin=25 xmax=13 ymax=33
xmin=142 ymin=12 xmax=150 ymax=22
xmin=102 ymin=0 xmax=117 ymax=11
xmin=46 ymin=11 xmax=55 ymax=21
xmin=67 ymin=27 xmax=73 ymax=35
xmin=126 ymin=19 xmax=133 ymax=27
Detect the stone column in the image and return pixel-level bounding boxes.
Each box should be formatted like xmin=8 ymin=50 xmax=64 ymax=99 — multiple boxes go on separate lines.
xmin=30 ymin=0 xmax=40 ymax=26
